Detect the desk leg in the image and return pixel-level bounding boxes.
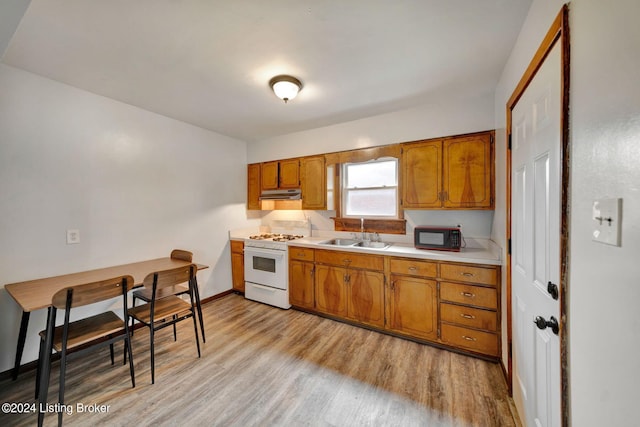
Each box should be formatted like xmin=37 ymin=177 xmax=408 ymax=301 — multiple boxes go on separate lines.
xmin=192 ymin=277 xmax=205 ymax=343
xmin=12 ymin=311 xmax=30 ymax=380
xmin=37 ymin=307 xmax=55 ymax=427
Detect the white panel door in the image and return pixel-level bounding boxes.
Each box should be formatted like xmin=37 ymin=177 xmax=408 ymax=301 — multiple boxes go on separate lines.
xmin=511 ymin=42 xmax=562 ymax=427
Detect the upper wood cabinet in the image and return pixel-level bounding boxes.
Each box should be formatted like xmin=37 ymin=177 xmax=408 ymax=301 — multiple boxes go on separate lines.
xmin=261 ymin=159 xmax=300 ymax=190
xmin=402 ymin=131 xmax=494 ymax=209
xmin=402 ymin=140 xmax=442 ymax=208
xmin=300 ymin=156 xmax=326 ymax=210
xmin=247 ymin=163 xmax=261 ymax=210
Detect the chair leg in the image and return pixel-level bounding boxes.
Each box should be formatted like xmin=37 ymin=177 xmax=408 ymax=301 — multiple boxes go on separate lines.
xmin=131 ymin=296 xmax=137 ymax=336
xmin=192 ymin=278 xmax=206 ymax=343
xmin=109 ymin=338 xmax=115 ymax=365
xmin=58 ymin=350 xmax=68 ymax=427
xmin=125 ymin=336 xmax=136 ymax=388
xmin=191 ymin=309 xmax=201 ymax=358
xmin=35 ymin=335 xmax=45 ymax=400
xmin=150 ymin=327 xmax=155 ymax=384
xmin=173 ymin=316 xmax=177 ymax=341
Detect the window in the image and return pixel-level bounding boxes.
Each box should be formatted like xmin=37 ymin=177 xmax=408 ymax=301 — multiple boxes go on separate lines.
xmin=342 ymin=158 xmax=398 ymax=218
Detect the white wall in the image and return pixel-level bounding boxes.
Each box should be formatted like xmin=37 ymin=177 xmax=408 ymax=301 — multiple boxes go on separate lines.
xmin=250 ymin=88 xmax=495 ymax=163
xmin=0 ymin=64 xmax=256 ymax=372
xmin=495 ymin=0 xmax=640 ymax=425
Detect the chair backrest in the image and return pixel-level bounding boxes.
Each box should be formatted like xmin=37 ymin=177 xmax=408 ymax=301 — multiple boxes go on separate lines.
xmin=51 ymin=275 xmax=134 ymax=309
xmin=142 ymin=264 xmax=196 ymax=292
xmin=170 ymin=249 xmax=193 ymax=262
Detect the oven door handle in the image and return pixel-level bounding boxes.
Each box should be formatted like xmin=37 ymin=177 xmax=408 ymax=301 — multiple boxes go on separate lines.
xmin=245 ymin=247 xmax=286 ymax=260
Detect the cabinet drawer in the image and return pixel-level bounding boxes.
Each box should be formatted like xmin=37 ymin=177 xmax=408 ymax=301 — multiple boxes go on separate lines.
xmin=315 ymin=250 xmax=384 ymax=271
xmin=440 ymin=282 xmax=497 ymax=310
xmin=440 ymin=324 xmax=499 ymax=356
xmin=289 ymin=247 xmax=314 ymax=262
xmin=440 ymin=263 xmax=498 ymax=286
xmin=390 ymin=258 xmax=437 ymax=278
xmin=230 ymin=240 xmax=244 ymax=254
xmin=440 ymin=303 xmax=497 ymax=331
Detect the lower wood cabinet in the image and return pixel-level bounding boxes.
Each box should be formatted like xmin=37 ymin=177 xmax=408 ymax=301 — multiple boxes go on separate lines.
xmin=289 ymin=247 xmax=315 ymax=310
xmin=315 ymin=264 xmax=348 ymax=317
xmin=347 ymin=269 xmax=385 ymax=328
xmin=230 ymin=240 xmax=245 ymax=293
xmin=287 ymin=247 xmax=501 ymax=360
xmin=438 ymin=262 xmax=500 ymax=357
xmin=388 ymin=275 xmax=438 ymax=341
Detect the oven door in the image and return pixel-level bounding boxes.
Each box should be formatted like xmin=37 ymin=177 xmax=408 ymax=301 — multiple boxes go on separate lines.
xmin=244 ymin=246 xmax=287 ymax=290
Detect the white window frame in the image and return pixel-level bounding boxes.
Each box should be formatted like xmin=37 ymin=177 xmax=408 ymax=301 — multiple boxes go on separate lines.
xmin=341 ymin=157 xmax=399 ymax=219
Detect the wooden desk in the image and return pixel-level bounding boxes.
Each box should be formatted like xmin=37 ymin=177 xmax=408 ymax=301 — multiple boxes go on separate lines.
xmin=5 ymin=257 xmax=209 ymax=380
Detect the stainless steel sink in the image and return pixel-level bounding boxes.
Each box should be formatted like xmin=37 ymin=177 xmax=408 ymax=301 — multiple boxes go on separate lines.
xmin=318 ymin=238 xmax=391 ymax=250
xmin=355 ymin=241 xmax=391 ymax=249
xmin=318 ymin=238 xmax=360 ymax=246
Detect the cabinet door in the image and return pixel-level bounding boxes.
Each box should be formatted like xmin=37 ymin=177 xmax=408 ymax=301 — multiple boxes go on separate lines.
xmin=231 ymin=252 xmax=245 ymax=293
xmin=402 ymin=140 xmax=442 ymax=208
xmin=347 ymin=270 xmax=385 ymax=328
xmin=247 ymin=163 xmax=261 ymax=210
xmin=261 ymin=161 xmax=279 ymax=190
xmin=289 ymin=260 xmax=315 ymax=309
xmin=442 ymin=133 xmax=493 ymax=209
xmin=279 ymin=159 xmax=300 ymax=188
xmin=315 ymin=265 xmax=348 ymax=317
xmin=388 ymin=275 xmax=438 ymax=341
xmin=301 ymin=156 xmax=326 ymax=210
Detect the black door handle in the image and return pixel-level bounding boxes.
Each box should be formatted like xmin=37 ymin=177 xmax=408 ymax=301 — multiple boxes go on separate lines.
xmin=547 ymin=281 xmax=559 ymax=300
xmin=534 ymin=315 xmax=559 ymax=335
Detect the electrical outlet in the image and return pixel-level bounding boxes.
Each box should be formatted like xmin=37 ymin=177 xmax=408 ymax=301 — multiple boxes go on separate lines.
xmin=66 ymin=229 xmax=80 ymax=244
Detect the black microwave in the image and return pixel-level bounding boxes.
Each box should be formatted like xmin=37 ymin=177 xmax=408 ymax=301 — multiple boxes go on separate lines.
xmin=414 ymin=226 xmax=462 ymax=251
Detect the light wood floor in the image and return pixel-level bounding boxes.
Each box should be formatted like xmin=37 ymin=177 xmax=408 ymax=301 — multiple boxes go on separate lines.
xmin=0 ymin=294 xmax=518 ymax=426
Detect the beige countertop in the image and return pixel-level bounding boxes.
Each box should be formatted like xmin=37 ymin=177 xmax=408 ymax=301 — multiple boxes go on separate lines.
xmin=289 ymin=237 xmax=502 ymax=266
xmin=230 ymin=229 xmax=502 ymax=266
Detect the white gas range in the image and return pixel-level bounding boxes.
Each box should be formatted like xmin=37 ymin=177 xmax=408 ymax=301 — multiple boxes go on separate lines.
xmin=243 ymin=221 xmax=310 ymax=309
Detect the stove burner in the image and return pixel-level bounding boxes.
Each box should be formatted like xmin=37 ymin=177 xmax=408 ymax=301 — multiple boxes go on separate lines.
xmin=272 ymin=234 xmax=304 ymax=242
xmin=248 ymin=233 xmax=304 ymax=242
xmin=248 ymin=233 xmax=274 ymax=240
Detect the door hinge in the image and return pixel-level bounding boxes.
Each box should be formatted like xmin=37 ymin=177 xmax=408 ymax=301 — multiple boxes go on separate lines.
xmin=508 ymin=134 xmax=512 ymax=150
xmin=508 ymin=238 xmax=512 ymax=255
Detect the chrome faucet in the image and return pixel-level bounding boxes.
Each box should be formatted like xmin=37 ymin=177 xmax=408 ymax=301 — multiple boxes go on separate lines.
xmin=360 ymin=218 xmax=368 ymax=241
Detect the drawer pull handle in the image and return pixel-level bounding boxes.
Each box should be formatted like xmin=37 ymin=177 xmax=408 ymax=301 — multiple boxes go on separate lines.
xmin=408 ymin=266 xmax=417 ymax=271
xmin=461 ymin=313 xmax=476 ymax=319
xmin=461 ymin=292 xmax=475 ymax=298
xmin=462 ymin=335 xmax=477 ymax=341
xmin=343 ymin=259 xmax=351 ymax=264
xmin=461 ymin=272 xmax=475 ymax=277
xmin=297 ymin=252 xmax=305 ymax=256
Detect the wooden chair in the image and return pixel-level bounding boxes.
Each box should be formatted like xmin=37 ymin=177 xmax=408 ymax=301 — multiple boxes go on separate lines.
xmin=127 ymin=264 xmax=201 ymax=384
xmin=131 ymin=249 xmax=205 ymax=342
xmin=36 ymin=275 xmax=135 ymax=426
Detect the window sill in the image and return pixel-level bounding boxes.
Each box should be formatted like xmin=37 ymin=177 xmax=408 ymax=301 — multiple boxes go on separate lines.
xmin=331 ymin=217 xmax=407 ymax=235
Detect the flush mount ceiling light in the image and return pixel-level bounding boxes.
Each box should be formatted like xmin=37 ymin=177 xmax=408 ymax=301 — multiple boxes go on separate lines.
xmin=269 ymin=75 xmax=303 ymax=103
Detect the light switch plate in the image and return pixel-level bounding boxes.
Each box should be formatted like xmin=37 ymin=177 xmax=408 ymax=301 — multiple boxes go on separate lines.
xmin=592 ymin=198 xmax=622 ymax=246
xmin=66 ymin=229 xmax=80 ymax=244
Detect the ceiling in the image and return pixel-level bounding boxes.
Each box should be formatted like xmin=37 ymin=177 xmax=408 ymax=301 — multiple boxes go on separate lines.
xmin=1 ymin=0 xmax=532 ymax=142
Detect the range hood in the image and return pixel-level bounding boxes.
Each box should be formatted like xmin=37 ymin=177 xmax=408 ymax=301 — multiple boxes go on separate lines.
xmin=259 ymin=189 xmax=302 ymax=200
